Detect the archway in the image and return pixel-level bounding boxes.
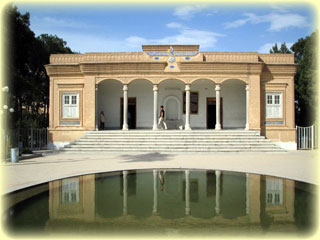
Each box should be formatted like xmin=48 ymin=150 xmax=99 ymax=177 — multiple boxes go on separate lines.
xmin=158 ymin=79 xmax=185 ymax=129
xmin=221 ymin=79 xmax=246 ymax=129
xmin=191 ymin=79 xmax=216 ymax=129
xmin=97 ymin=79 xmax=123 ymax=130
xmin=163 ymin=96 xmax=181 ymax=120
xmin=128 ymin=79 xmax=153 ymax=129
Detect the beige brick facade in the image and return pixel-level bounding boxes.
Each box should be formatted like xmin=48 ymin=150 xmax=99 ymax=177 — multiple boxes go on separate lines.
xmin=45 ymin=45 xmax=297 ymax=149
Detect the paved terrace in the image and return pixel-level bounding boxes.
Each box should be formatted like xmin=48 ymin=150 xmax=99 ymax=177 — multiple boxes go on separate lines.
xmin=1 ymin=150 xmax=318 ymax=194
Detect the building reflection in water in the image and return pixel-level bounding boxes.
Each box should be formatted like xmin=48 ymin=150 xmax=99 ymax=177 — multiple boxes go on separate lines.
xmin=43 ymin=169 xmax=302 ymax=233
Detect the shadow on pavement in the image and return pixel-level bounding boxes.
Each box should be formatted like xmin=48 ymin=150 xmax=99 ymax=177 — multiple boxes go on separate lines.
xmin=119 ymin=152 xmax=174 ymax=162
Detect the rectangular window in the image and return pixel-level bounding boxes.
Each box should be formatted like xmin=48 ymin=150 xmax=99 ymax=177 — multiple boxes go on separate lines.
xmin=61 ymin=177 xmax=79 ymax=204
xmin=64 ymin=95 xmax=70 ymax=104
xmin=266 ymin=178 xmax=283 ymax=205
xmin=266 ymin=93 xmax=282 ymax=118
xmin=183 ymin=92 xmax=198 ymax=114
xmin=62 ymin=93 xmax=79 ymax=119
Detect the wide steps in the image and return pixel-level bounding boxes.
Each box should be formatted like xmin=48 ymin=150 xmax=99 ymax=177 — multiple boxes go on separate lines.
xmin=61 ymin=148 xmax=285 ymax=153
xmin=61 ymin=130 xmax=285 ymax=153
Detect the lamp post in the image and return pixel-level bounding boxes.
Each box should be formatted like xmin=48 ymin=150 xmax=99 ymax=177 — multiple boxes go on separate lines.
xmin=1 ymin=86 xmax=15 ymax=160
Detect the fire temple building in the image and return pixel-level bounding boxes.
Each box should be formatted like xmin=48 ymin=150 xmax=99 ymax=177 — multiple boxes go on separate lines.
xmin=45 ymin=45 xmax=297 ymax=150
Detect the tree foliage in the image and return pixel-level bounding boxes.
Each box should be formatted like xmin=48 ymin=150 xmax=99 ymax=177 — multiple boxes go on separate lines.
xmin=269 ymin=42 xmax=292 ymax=53
xmin=270 ymin=35 xmax=317 ymax=126
xmin=4 ymin=5 xmax=73 ymax=128
xmin=291 ymin=32 xmax=318 ymax=126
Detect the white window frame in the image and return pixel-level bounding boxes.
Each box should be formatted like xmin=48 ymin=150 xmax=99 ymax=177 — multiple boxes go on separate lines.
xmin=266 ymin=92 xmax=282 ymax=118
xmin=61 ymin=177 xmax=80 ymax=204
xmin=266 ymin=178 xmax=283 ymax=205
xmin=62 ymin=92 xmax=79 ymax=119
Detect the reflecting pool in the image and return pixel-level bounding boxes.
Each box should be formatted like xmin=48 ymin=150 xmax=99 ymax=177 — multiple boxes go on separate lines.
xmin=2 ymin=169 xmax=317 ymax=236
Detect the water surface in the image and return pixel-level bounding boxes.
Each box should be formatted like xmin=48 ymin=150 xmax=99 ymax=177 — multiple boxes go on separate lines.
xmin=2 ymin=169 xmax=317 ymax=236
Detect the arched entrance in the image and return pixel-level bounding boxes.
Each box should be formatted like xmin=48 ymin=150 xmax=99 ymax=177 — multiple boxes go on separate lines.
xmin=163 ymin=96 xmax=181 ymax=120
xmin=221 ymin=79 xmax=246 ymax=129
xmin=159 ymin=79 xmax=185 ymax=129
xmin=97 ymin=79 xmax=123 ymax=130
xmin=191 ymin=79 xmax=216 ymax=129
xmin=127 ymin=79 xmax=153 ymax=129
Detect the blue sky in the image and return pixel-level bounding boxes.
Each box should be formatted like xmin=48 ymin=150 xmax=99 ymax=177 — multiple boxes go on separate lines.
xmin=16 ymin=2 xmax=316 ymax=53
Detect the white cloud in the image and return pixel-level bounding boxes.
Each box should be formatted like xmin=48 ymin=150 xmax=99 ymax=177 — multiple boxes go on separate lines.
xmin=258 ymin=42 xmax=293 ymax=53
xmin=225 ymin=12 xmax=308 ymax=32
xmin=33 ymin=16 xmax=97 ymax=29
xmin=41 ymin=22 xmax=224 ymax=53
xmin=166 ymin=22 xmax=184 ymax=29
xmin=124 ymin=24 xmax=225 ymax=50
xmin=266 ymin=13 xmax=308 ymax=31
xmin=125 ymin=36 xmax=147 ymax=47
xmin=173 ymin=5 xmax=207 ymax=20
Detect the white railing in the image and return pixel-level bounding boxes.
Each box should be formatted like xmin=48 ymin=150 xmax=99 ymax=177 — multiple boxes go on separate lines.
xmin=296 ymin=125 xmax=318 ymax=150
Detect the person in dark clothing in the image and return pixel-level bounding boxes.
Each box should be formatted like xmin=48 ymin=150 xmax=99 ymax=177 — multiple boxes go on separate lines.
xmin=100 ymin=111 xmax=105 ymax=130
xmin=158 ymin=105 xmax=168 ymax=130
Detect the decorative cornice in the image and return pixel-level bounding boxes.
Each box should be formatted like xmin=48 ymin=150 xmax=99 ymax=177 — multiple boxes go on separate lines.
xmin=142 ymin=45 xmax=199 ymax=52
xmin=258 ymin=54 xmax=295 ymax=64
xmin=265 ymin=65 xmax=297 ymax=76
xmin=49 ymin=52 xmax=296 ymax=65
xmin=204 ymin=52 xmax=258 ymax=63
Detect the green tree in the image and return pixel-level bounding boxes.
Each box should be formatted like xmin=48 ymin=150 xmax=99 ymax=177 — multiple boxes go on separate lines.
xmin=270 ymin=42 xmax=292 ymax=53
xmin=291 ymin=32 xmax=318 ymax=126
xmin=5 ymin=5 xmax=35 ymax=128
xmin=5 ymin=5 xmax=73 ymax=128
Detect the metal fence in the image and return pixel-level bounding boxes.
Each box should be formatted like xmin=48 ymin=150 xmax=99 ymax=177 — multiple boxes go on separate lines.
xmin=3 ymin=128 xmax=48 ymax=154
xmin=296 ymin=125 xmax=318 ymax=150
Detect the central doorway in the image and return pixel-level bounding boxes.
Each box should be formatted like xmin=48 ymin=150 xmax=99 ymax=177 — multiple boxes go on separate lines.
xmin=207 ymin=97 xmax=223 ymax=129
xmin=121 ymin=97 xmax=136 ymax=129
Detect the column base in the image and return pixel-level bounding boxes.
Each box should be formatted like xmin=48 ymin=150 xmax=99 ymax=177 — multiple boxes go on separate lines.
xmin=152 ymin=124 xmax=159 ymax=130
xmin=215 ymin=124 xmax=221 ymax=130
xmin=122 ymin=125 xmax=129 ymax=131
xmin=185 ymin=124 xmax=192 ymax=131
xmin=215 ymin=207 xmax=220 ymax=215
xmin=185 ymin=208 xmax=190 ymax=215
xmin=245 ymin=124 xmax=249 ymax=130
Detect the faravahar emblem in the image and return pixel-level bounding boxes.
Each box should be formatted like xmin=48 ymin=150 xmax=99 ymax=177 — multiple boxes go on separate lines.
xmin=168 ymin=46 xmax=176 ymax=63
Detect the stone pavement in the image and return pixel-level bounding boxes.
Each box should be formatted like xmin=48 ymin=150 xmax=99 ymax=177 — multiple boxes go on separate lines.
xmin=1 ymin=150 xmax=318 ymax=194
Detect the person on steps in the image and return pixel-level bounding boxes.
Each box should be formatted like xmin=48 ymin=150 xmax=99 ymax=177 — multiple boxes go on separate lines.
xmin=158 ymin=105 xmax=168 ymax=130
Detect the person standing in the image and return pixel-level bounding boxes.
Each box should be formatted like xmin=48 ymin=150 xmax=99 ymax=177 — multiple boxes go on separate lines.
xmin=100 ymin=111 xmax=105 ymax=130
xmin=158 ymin=105 xmax=168 ymax=130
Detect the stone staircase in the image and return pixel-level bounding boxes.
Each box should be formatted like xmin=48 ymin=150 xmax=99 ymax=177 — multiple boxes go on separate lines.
xmin=61 ymin=130 xmax=286 ymax=153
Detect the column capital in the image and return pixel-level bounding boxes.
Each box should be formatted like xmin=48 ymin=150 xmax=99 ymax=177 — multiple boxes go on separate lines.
xmin=123 ymin=84 xmax=128 ymax=91
xmin=153 ymin=84 xmax=159 ymax=91
xmin=215 ymin=84 xmax=221 ymax=91
xmin=95 ymin=85 xmax=98 ymax=91
xmin=246 ymin=84 xmax=249 ymax=91
xmin=185 ymin=84 xmax=191 ymax=91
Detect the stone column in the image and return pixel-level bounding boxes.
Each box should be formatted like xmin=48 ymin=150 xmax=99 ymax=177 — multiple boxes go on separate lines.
xmin=185 ymin=84 xmax=192 ymax=130
xmin=185 ymin=170 xmax=190 ymax=215
xmin=122 ymin=84 xmax=129 ymax=130
xmin=215 ymin=170 xmax=221 ymax=215
xmin=215 ymin=84 xmax=221 ymax=130
xmin=153 ymin=85 xmax=159 ymax=130
xmin=246 ymin=173 xmax=249 ymax=215
xmin=249 ymin=75 xmax=261 ymax=130
xmin=95 ymin=85 xmax=99 ymax=130
xmin=123 ymin=170 xmax=128 ymax=215
xmin=245 ymin=84 xmax=250 ymax=130
xmin=49 ymin=78 xmax=54 ymax=129
xmin=83 ymin=76 xmax=96 ymax=130
xmin=248 ymin=174 xmax=261 ymax=223
xmin=153 ymin=170 xmax=158 ymax=214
